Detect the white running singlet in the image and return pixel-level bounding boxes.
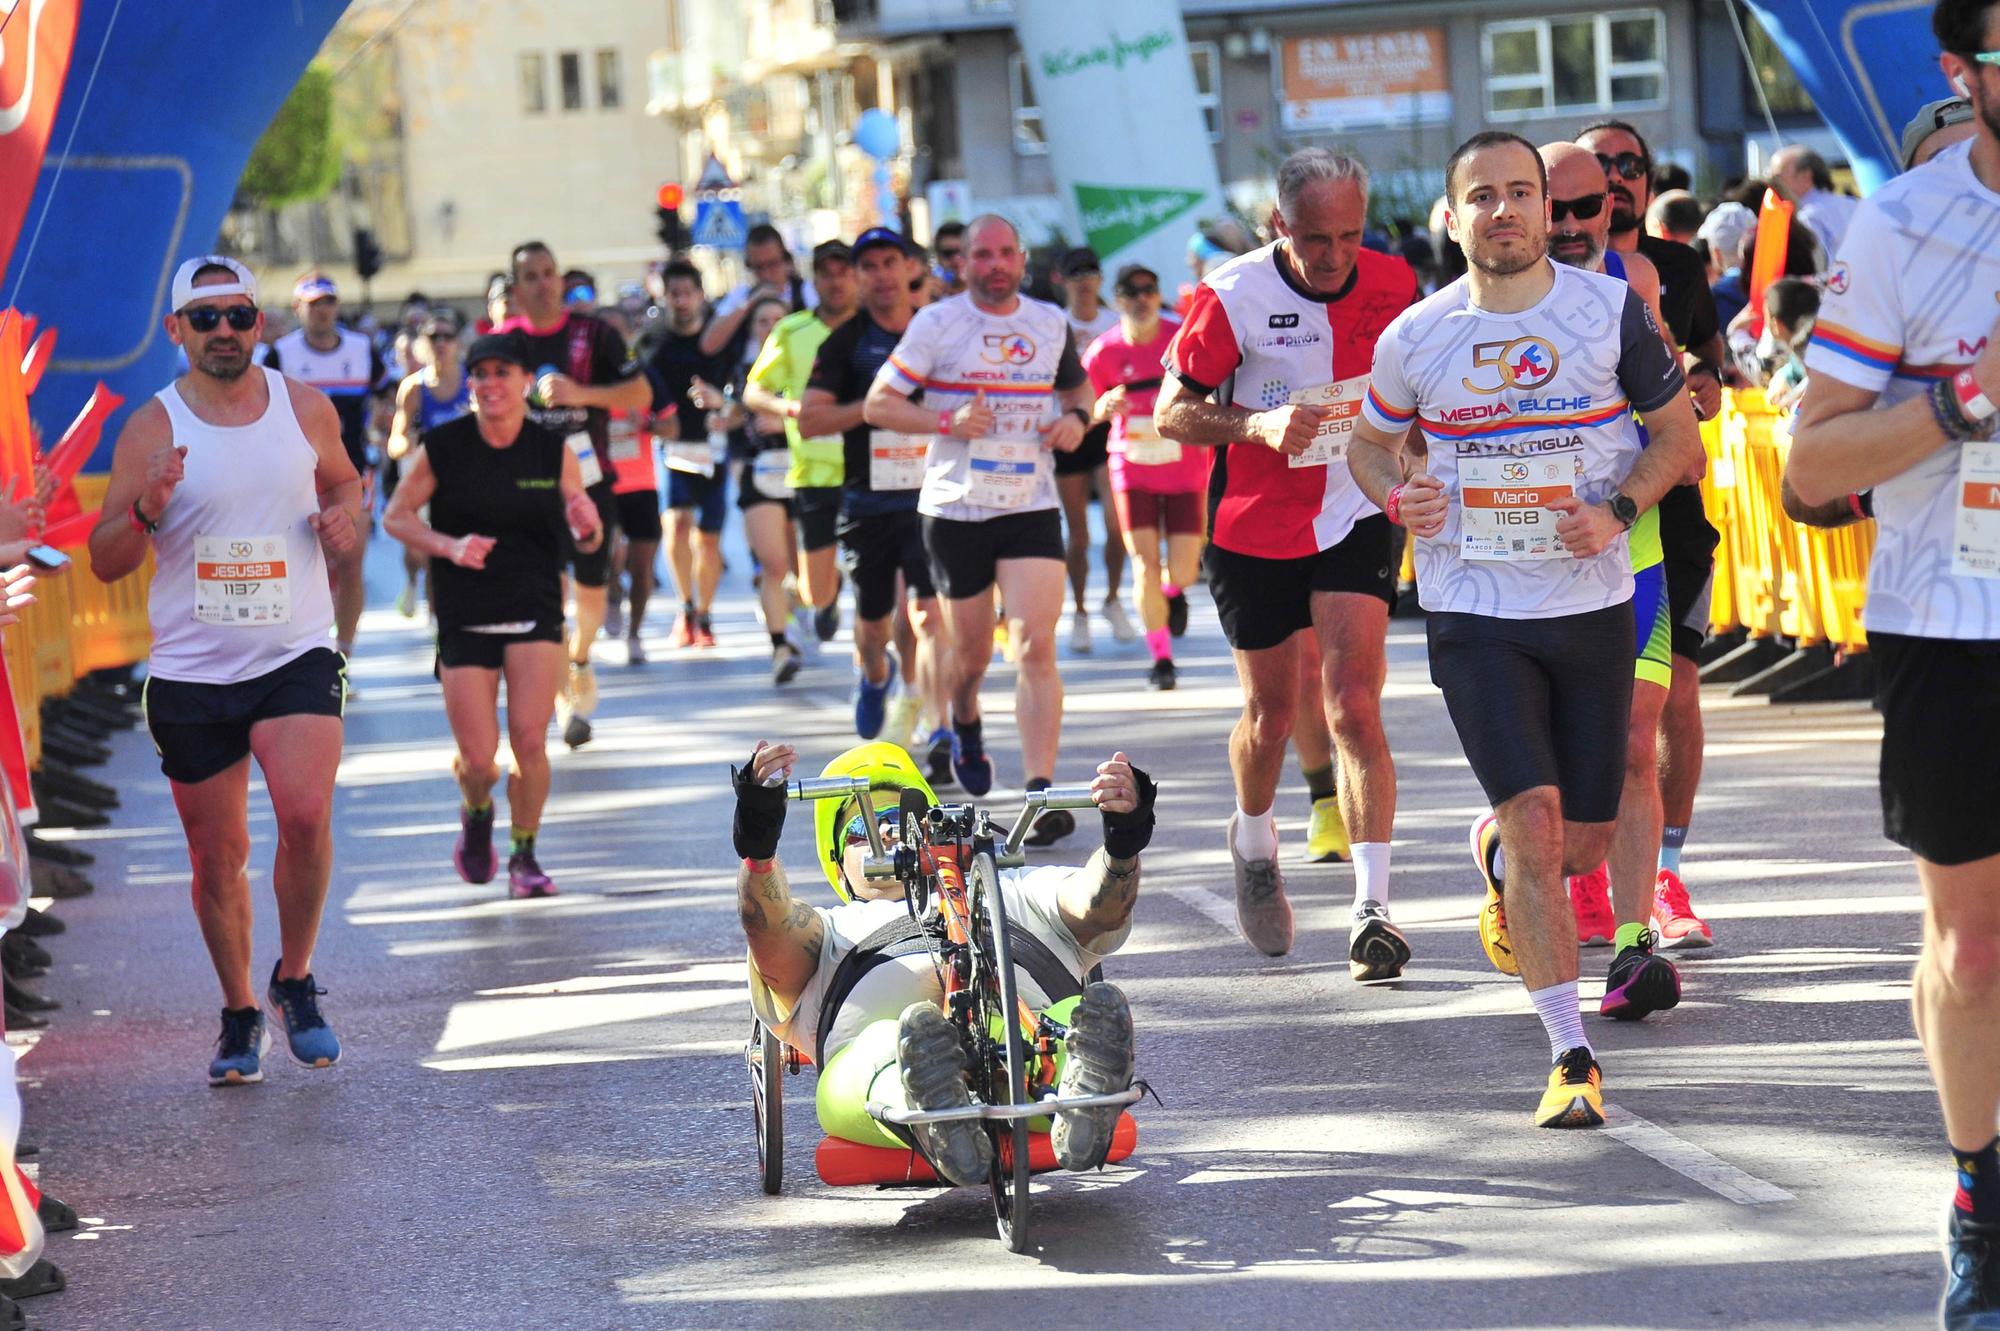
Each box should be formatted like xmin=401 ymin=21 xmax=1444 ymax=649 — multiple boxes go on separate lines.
xmin=146 ymin=368 xmax=337 ymax=684
xmin=1804 ymin=140 xmax=2000 ymax=640
xmin=875 ymin=292 xmax=1088 ymax=521
xmin=1360 ymin=263 xmax=1685 ymax=618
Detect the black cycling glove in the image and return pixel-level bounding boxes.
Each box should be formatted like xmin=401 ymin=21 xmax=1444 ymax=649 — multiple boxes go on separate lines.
xmin=731 ymin=751 xmax=788 ymax=861
xmin=1100 ymin=762 xmax=1158 ymax=861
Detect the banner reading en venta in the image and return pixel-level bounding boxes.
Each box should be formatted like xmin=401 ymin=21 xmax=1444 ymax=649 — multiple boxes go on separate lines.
xmin=1010 ymin=0 xmax=1227 ymax=293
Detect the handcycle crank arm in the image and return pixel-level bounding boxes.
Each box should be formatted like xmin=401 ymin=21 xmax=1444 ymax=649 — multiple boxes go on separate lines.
xmin=865 ymin=1084 xmax=1143 ymax=1126
xmin=997 ymin=784 xmax=1098 ymax=864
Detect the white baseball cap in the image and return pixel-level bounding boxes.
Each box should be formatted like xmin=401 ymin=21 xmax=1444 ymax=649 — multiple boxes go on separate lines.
xmin=170 ymin=255 xmax=258 ymax=313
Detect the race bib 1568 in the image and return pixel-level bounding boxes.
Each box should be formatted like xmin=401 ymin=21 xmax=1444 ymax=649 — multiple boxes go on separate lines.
xmin=1286 ymin=375 xmax=1368 ymax=469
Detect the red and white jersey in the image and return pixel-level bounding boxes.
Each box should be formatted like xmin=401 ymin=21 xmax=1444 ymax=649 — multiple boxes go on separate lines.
xmin=1166 ymin=243 xmax=1417 ymax=559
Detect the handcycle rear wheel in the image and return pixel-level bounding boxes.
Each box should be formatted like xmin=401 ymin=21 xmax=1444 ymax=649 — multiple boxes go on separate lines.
xmin=967 ymin=848 xmax=1031 ymax=1252
xmin=747 ymin=1019 xmax=783 ymax=1195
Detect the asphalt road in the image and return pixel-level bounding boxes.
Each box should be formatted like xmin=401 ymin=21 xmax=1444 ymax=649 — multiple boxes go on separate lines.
xmin=16 ymin=526 xmax=1949 ymax=1330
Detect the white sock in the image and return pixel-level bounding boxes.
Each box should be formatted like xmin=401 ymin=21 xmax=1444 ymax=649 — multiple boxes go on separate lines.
xmin=1527 ymin=981 xmax=1591 ymax=1063
xmin=1350 ymin=842 xmax=1391 ymax=911
xmin=1232 ymin=807 xmax=1278 ymax=861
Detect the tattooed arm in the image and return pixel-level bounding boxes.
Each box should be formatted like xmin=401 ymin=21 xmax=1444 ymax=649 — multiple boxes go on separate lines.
xmin=1055 ymin=752 xmax=1151 ymax=949
xmin=737 ymin=854 xmax=826 ymax=1005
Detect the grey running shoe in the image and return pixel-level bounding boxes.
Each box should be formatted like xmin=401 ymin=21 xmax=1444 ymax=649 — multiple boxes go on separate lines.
xmin=1053 ymin=982 xmax=1134 ymax=1171
xmin=897 ymin=1003 xmax=992 ymax=1186
xmin=1348 ymin=900 xmax=1411 ymax=982
xmin=1228 ymin=813 xmax=1293 ymax=956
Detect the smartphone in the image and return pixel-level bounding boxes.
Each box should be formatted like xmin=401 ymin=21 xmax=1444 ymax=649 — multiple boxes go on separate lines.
xmin=23 ymin=545 xmax=67 ymax=572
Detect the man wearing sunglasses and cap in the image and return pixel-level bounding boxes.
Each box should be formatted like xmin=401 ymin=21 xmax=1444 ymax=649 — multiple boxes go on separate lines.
xmin=728 ymin=738 xmax=1153 ymax=1184
xmin=1575 ymin=121 xmax=1726 ymax=951
xmin=89 ymin=256 xmax=362 ymax=1088
xmin=267 ymin=272 xmax=389 ymax=672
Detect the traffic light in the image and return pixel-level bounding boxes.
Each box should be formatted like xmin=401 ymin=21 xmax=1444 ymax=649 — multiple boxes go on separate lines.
xmin=352 ymin=227 xmax=383 ymax=281
xmin=656 ymin=204 xmax=687 ymax=252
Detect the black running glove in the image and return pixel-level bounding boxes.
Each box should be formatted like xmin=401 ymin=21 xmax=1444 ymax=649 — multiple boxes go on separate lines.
xmin=731 ymin=752 xmax=788 ymax=861
xmin=1100 ymin=763 xmax=1158 ymax=861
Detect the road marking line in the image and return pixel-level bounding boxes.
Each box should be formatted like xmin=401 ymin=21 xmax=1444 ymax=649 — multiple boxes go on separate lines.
xmin=1602 ymin=1105 xmax=1795 ymax=1205
xmin=1163 ymin=882 xmax=1239 ymax=934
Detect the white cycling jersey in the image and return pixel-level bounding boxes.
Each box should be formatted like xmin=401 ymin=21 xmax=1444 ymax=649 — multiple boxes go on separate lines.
xmin=875 ymin=292 xmax=1088 ymax=521
xmin=1360 ymin=262 xmax=1684 ymax=618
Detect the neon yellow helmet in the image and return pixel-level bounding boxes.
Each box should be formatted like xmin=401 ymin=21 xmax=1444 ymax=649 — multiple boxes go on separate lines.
xmin=813 ymin=741 xmax=937 ymax=901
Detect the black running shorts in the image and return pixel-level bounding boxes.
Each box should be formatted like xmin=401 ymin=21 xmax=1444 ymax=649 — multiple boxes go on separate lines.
xmin=435 ymin=620 xmax=565 ymax=674
xmin=568 ymin=482 xmax=618 ymax=588
xmin=922 ymin=509 xmax=1063 ymax=600
xmin=614 ymin=489 xmax=662 ymax=544
xmin=1872 ymin=633 xmax=2000 ymax=866
xmin=1205 ymin=515 xmax=1396 ymax=653
xmin=1426 ymin=604 xmax=1634 ymax=824
xmin=143 ymin=647 xmax=347 ymax=786
xmin=842 ymin=509 xmax=936 ymax=621
xmin=1053 ymin=421 xmax=1110 ymax=476
xmin=794 ymin=485 xmax=843 ymax=551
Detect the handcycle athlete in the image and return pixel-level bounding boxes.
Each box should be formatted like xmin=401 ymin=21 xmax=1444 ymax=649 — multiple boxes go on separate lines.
xmin=729 ymin=738 xmax=1154 ymax=1246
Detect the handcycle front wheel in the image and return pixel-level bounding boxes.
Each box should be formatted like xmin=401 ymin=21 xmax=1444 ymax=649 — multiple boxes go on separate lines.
xmin=747 ymin=1019 xmax=783 ymax=1195
xmin=967 ymin=847 xmax=1032 ymax=1252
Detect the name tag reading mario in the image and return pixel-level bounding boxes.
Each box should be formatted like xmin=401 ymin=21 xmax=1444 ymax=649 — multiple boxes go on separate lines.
xmin=1120 ymin=415 xmax=1182 ymax=466
xmin=868 ymin=430 xmax=928 ymax=491
xmin=194 ymin=535 xmax=291 ymax=625
xmin=1458 ymin=452 xmax=1576 ymax=561
xmin=966 ymin=436 xmax=1041 ymax=509
xmin=1286 ymin=375 xmax=1368 ymax=468
xmin=1954 ymin=440 xmax=2000 ymax=580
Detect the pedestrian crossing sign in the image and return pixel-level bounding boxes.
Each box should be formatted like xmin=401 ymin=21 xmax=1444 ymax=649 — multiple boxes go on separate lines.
xmin=692 ymin=198 xmax=748 ymax=251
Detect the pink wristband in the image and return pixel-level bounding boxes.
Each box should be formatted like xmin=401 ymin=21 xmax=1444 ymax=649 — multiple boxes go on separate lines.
xmin=938 ymin=409 xmax=953 ymax=435
xmin=1385 ymin=483 xmax=1405 ymax=527
xmin=1956 ymin=369 xmax=1997 ymax=423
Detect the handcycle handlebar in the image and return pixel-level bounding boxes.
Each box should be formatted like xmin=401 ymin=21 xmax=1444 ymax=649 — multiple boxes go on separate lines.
xmin=997 ymin=784 xmax=1097 ymax=866
xmin=785 ymin=775 xmax=1100 ymax=876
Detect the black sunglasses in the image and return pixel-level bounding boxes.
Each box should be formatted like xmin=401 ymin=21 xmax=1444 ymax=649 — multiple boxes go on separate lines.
xmin=1550 ymin=193 xmax=1607 ymax=223
xmin=937 ymin=247 xmax=962 ymax=260
xmin=1118 ymin=282 xmax=1160 ymax=298
xmin=181 ymin=306 xmax=259 ymax=333
xmin=1595 ymin=151 xmax=1650 ymax=183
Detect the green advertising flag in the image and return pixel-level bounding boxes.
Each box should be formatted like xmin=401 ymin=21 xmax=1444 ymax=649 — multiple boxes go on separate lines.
xmin=1073 ymin=184 xmax=1208 ymax=257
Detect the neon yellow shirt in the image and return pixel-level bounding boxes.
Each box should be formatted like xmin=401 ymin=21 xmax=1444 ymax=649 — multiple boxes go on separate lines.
xmin=748 ymin=309 xmax=844 ymax=488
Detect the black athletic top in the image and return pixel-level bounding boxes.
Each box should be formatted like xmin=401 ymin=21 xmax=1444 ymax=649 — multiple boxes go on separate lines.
xmin=808 ymin=309 xmax=917 ymax=520
xmin=423 ymin=414 xmax=568 ymax=632
xmin=514 ymin=312 xmax=638 ymax=484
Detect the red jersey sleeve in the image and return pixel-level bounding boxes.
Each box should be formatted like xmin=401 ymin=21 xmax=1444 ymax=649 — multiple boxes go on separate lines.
xmin=1165 ymin=284 xmax=1240 ymax=395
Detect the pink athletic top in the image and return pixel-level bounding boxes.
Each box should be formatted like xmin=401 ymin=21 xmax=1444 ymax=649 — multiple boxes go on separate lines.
xmin=1082 ymin=316 xmax=1206 ymax=495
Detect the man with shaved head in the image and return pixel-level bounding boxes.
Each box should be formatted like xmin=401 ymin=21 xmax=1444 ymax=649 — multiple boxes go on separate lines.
xmin=864 ymin=213 xmax=1097 ymax=844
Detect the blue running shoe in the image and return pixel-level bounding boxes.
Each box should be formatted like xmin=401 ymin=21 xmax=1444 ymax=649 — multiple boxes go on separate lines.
xmin=854 ymin=657 xmax=896 ymax=739
xmin=952 ymin=727 xmax=994 ymax=796
xmin=208 ymin=1007 xmax=268 ymax=1086
xmin=266 ymin=963 xmax=341 ymax=1069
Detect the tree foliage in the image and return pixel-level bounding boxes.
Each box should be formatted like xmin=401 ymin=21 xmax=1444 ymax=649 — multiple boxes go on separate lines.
xmin=237 ymin=62 xmax=342 ymax=208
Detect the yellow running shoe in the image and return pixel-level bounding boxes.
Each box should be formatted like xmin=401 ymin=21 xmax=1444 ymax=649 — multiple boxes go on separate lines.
xmin=1470 ymin=813 xmax=1517 ymax=976
xmin=1306 ymin=795 xmax=1350 ymax=863
xmin=1535 ymin=1047 xmax=1605 ymax=1129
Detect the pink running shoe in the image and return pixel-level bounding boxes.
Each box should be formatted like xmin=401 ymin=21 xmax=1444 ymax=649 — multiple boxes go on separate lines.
xmin=1568 ymin=863 xmax=1616 ymax=947
xmin=1651 ymin=869 xmax=1713 ymax=948
xmin=507 ymin=850 xmax=558 ymax=900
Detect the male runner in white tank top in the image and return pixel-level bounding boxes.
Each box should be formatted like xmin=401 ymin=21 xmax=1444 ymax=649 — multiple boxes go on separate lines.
xmin=88 ymin=256 xmax=362 ymax=1089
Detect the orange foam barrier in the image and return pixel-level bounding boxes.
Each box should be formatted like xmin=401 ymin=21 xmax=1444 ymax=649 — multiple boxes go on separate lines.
xmin=814 ymin=1111 xmax=1138 ymax=1186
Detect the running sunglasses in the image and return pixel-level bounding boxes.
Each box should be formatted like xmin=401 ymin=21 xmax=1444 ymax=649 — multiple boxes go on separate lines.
xmin=936 ymin=247 xmax=962 ymax=260
xmin=181 ymin=306 xmax=259 ymax=333
xmin=1118 ymin=281 xmax=1161 ymax=298
xmin=842 ymin=805 xmax=903 ymax=848
xmin=1595 ymin=151 xmax=1650 ymax=183
xmin=1550 ymin=193 xmax=1608 ymax=223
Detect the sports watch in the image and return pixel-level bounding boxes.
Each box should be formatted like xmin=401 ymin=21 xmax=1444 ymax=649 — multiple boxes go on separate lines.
xmin=1608 ymin=493 xmax=1639 ymax=530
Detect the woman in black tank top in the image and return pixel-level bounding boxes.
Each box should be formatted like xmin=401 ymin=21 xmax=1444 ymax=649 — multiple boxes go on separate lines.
xmin=382 ymin=332 xmax=604 ymax=900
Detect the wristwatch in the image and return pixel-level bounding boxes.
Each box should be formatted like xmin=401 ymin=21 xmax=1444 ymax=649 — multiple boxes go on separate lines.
xmin=1608 ymin=492 xmax=1639 ymax=530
